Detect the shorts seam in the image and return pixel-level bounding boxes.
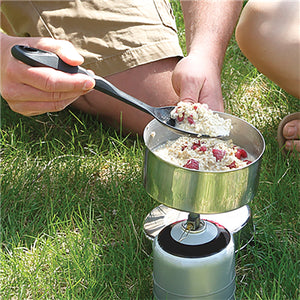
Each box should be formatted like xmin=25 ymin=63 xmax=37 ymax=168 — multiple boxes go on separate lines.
xmin=29 ymin=1 xmax=55 ymax=38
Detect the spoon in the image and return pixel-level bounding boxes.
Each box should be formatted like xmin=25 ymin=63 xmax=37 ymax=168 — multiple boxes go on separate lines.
xmin=11 ymin=45 xmax=202 ymax=137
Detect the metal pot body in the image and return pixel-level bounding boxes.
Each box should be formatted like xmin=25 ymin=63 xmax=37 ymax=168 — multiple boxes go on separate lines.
xmin=153 ymin=221 xmax=236 ymax=299
xmin=143 ymin=114 xmax=265 ymax=214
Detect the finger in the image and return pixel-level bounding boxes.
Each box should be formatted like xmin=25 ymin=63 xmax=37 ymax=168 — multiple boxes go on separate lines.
xmin=24 ymin=67 xmax=95 ymax=93
xmin=198 ymin=86 xmax=225 ymax=112
xmin=9 ymin=60 xmax=95 ymax=94
xmin=3 ymin=81 xmax=90 ymax=102
xmin=30 ymin=38 xmax=84 ymax=66
xmin=178 ymin=78 xmax=203 ymax=104
xmin=8 ymin=96 xmax=78 ymax=116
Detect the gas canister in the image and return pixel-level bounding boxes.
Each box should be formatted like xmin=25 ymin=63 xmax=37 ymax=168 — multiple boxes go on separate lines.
xmin=153 ymin=219 xmax=235 ymax=300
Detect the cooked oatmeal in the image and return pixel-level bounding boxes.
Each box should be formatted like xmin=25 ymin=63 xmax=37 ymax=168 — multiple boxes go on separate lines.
xmin=154 ymin=136 xmax=253 ymax=171
xmin=170 ymin=101 xmax=232 ymax=137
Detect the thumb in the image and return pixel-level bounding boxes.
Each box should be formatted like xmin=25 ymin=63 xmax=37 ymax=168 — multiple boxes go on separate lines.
xmin=179 ymin=80 xmax=203 ymax=104
xmin=172 ymin=72 xmax=203 ymax=104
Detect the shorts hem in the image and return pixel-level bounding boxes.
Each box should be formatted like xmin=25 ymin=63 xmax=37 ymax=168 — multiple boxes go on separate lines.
xmin=82 ymin=39 xmax=184 ymax=77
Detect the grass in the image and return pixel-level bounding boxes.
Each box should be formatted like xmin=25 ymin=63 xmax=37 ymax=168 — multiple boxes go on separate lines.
xmin=1 ymin=111 xmax=154 ymax=299
xmin=1 ymin=2 xmax=300 ymax=299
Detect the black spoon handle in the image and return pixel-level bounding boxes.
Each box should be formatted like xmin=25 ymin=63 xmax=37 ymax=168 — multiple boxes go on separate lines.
xmin=11 ymin=45 xmax=155 ymax=116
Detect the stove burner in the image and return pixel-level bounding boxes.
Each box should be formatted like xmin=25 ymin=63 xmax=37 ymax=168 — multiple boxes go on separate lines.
xmin=144 ymin=204 xmax=255 ymax=252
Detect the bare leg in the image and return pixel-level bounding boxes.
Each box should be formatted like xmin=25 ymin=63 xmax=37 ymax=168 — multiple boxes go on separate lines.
xmin=72 ymin=57 xmax=180 ymax=135
xmin=235 ymin=0 xmax=300 ymax=98
xmin=235 ymin=0 xmax=300 ymax=156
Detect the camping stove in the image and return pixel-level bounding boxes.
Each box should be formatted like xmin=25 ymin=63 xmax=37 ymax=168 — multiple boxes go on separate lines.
xmin=143 ymin=114 xmax=265 ymax=299
xmin=144 ymin=204 xmax=254 ymax=253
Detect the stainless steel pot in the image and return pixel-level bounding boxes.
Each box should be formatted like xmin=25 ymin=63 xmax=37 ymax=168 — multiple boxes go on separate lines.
xmin=143 ymin=113 xmax=265 ymax=214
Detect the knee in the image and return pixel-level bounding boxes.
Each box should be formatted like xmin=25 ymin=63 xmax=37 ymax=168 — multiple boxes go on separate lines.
xmin=236 ymin=0 xmax=300 ymax=55
xmin=235 ymin=1 xmax=269 ymax=54
xmin=235 ymin=1 xmax=300 ymax=98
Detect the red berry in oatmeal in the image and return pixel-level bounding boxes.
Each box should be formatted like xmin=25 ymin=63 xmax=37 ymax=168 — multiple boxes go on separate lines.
xmin=212 ymin=149 xmax=226 ymax=161
xmin=177 ymin=114 xmax=184 ymax=122
xmin=227 ymin=161 xmax=237 ymax=169
xmin=191 ymin=141 xmax=201 ymax=150
xmin=187 ymin=116 xmax=195 ymax=125
xmin=235 ymin=148 xmax=247 ymax=159
xmin=183 ymin=159 xmax=199 ymax=170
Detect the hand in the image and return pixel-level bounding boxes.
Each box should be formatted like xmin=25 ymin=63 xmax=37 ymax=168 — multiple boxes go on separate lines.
xmin=171 ymin=52 xmax=224 ymax=112
xmin=0 ymin=34 xmax=95 ymax=116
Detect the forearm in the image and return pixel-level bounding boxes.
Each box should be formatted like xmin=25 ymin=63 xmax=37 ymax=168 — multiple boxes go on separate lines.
xmin=180 ymin=0 xmax=243 ymax=70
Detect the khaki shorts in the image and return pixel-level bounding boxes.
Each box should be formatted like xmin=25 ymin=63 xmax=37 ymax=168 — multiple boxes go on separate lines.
xmin=1 ymin=0 xmax=183 ymax=76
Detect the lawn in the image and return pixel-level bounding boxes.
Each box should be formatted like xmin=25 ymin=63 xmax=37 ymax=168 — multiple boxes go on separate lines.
xmin=1 ymin=2 xmax=299 ymax=299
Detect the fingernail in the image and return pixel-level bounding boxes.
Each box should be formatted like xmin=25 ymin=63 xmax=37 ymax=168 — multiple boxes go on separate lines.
xmin=83 ymin=80 xmax=94 ymax=91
